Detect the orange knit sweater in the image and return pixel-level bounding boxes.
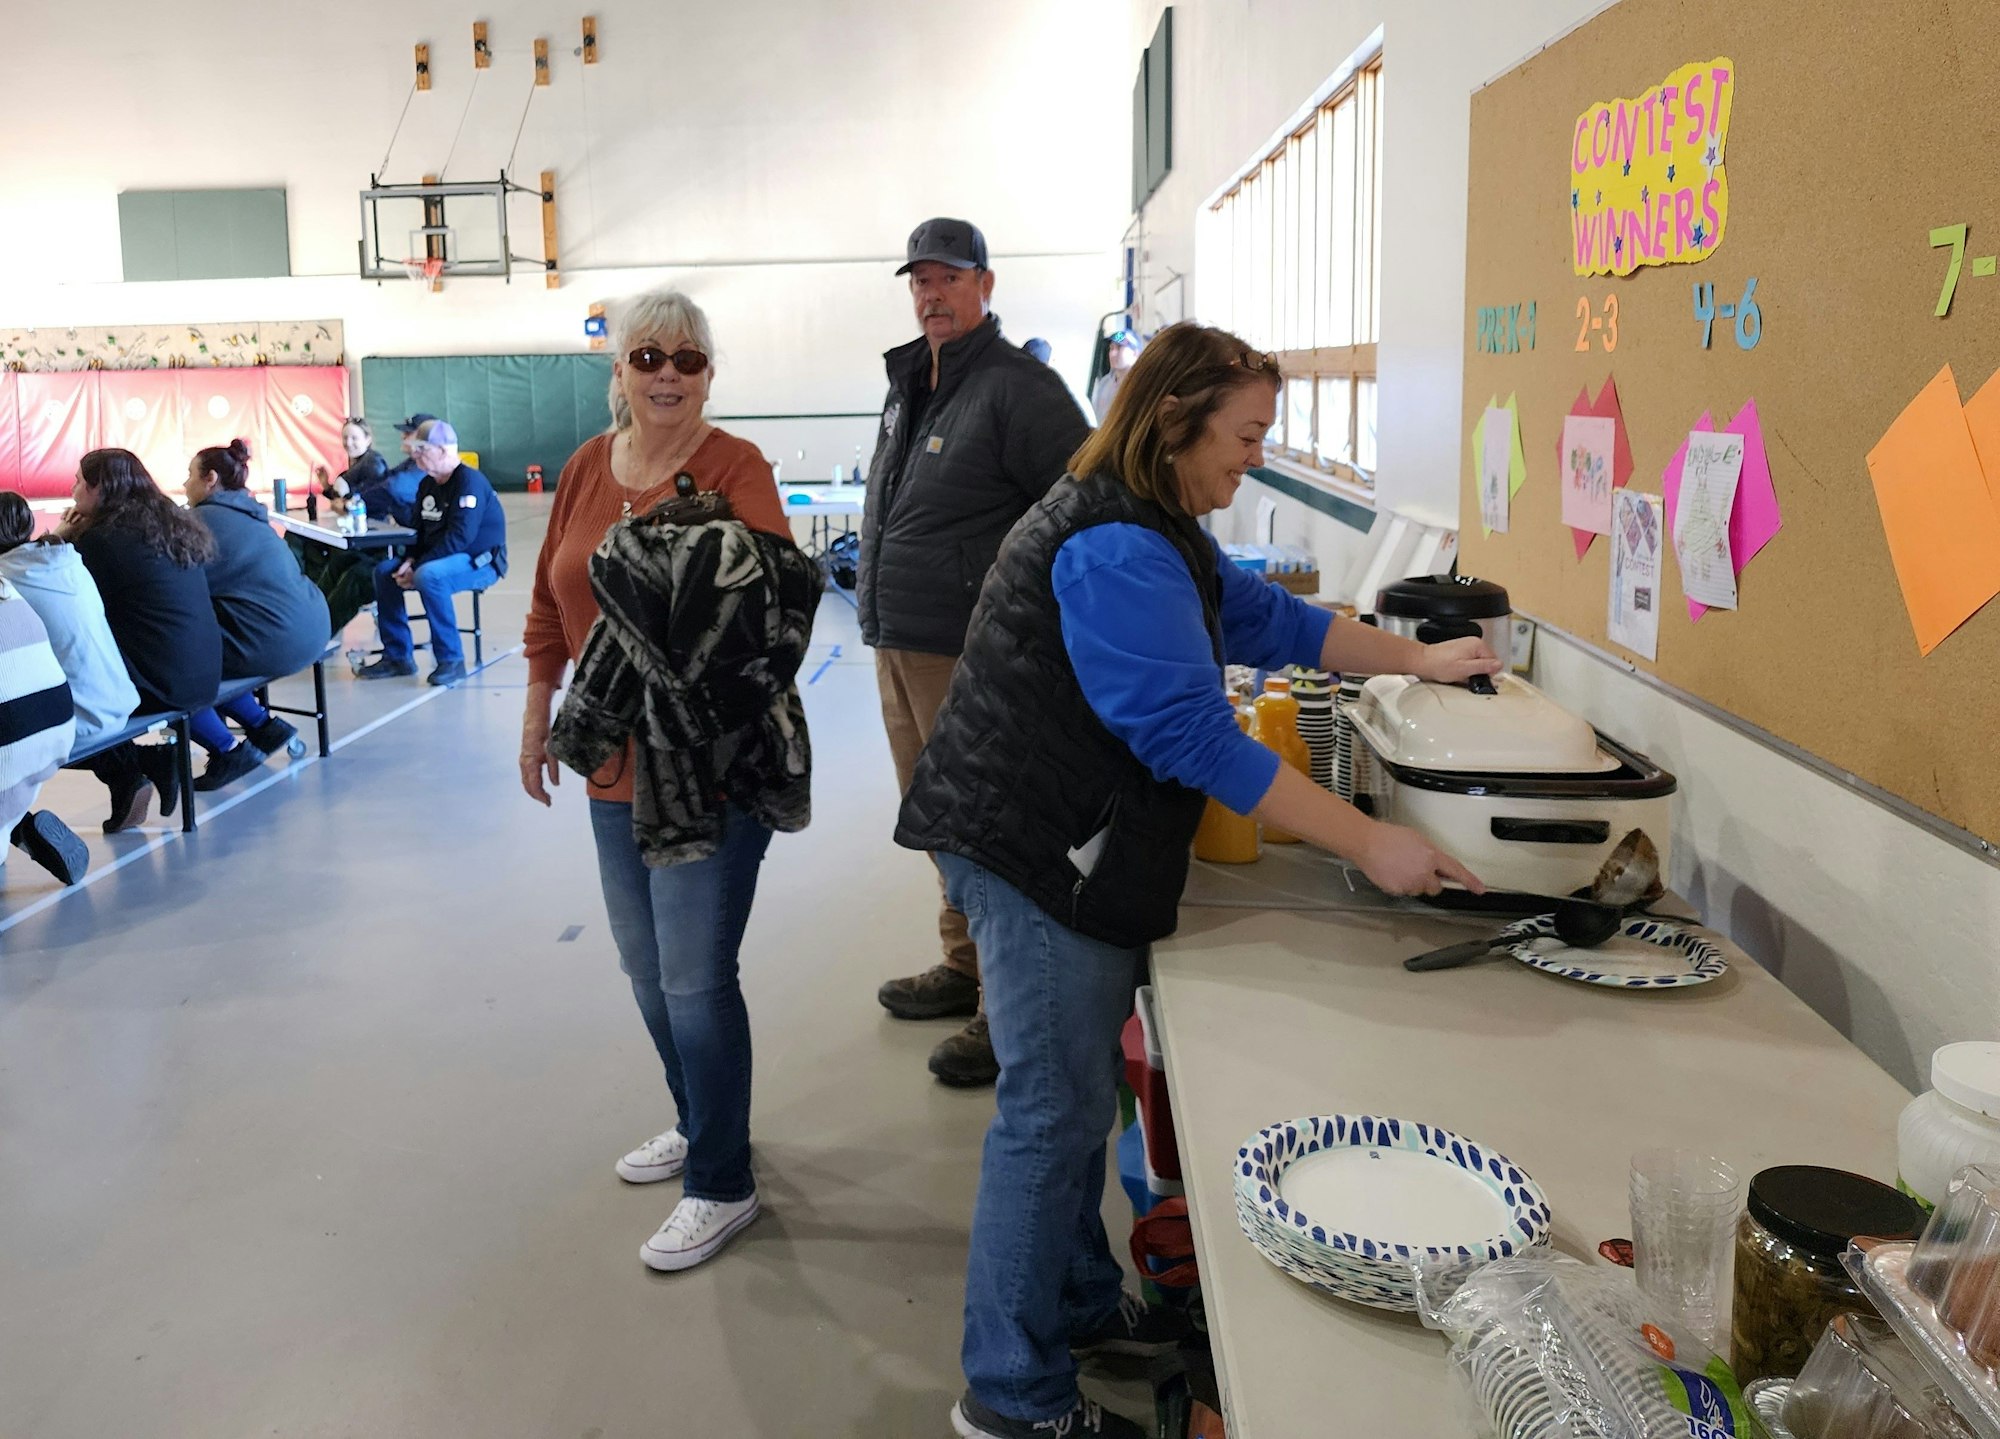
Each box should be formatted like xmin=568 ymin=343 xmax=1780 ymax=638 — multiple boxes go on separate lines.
xmin=523 ymin=428 xmax=792 ymax=803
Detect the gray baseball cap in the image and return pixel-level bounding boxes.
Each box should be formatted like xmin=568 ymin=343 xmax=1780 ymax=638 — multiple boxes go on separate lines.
xmin=896 ymin=217 xmax=988 ymax=275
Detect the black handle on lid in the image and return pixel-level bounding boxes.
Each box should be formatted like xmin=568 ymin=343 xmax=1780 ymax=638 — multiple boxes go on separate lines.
xmin=1415 ymin=619 xmax=1498 ymax=695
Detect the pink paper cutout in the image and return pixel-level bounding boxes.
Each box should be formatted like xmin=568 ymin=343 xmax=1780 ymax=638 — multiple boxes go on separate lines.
xmin=1662 ymin=401 xmax=1783 ymax=621
xmin=1563 ymin=377 xmax=1635 ymax=558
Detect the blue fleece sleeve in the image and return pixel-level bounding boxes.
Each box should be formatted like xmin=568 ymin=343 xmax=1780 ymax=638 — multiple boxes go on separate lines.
xmin=1212 ymin=536 xmax=1334 ymax=670
xmin=1053 ymin=525 xmax=1280 ymax=816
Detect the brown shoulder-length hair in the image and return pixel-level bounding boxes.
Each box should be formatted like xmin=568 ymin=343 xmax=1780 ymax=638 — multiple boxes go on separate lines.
xmin=76 ymin=449 xmax=215 ymax=568
xmin=1068 ymin=322 xmax=1283 ymax=511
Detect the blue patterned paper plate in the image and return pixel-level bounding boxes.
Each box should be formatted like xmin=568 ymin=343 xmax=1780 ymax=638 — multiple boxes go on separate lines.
xmin=1500 ymin=914 xmax=1728 ymax=990
xmin=1233 ymin=1113 xmax=1553 ymax=1311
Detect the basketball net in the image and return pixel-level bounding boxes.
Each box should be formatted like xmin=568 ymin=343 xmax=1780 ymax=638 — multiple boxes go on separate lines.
xmin=400 ymin=257 xmax=445 ymax=289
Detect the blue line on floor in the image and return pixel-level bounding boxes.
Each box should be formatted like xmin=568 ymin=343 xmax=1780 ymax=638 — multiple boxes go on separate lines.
xmin=807 ymin=643 xmax=843 ymax=685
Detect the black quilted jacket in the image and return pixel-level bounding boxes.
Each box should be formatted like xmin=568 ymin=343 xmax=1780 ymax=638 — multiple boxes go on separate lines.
xmin=895 ymin=473 xmax=1222 ymax=947
xmin=858 ymin=315 xmax=1090 ymax=657
xmin=549 ymin=502 xmax=818 ymax=867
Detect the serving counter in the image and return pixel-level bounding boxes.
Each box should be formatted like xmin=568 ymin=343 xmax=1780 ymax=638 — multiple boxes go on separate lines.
xmin=1151 ymin=847 xmax=1911 ymax=1436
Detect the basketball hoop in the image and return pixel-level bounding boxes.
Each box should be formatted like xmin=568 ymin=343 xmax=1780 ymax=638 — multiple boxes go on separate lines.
xmin=400 ymin=256 xmax=444 ymax=288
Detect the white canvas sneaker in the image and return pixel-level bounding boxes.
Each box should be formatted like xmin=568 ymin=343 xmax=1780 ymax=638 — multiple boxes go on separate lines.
xmin=640 ymin=1194 xmax=761 ymax=1272
xmin=615 ymin=1128 xmax=689 ymax=1184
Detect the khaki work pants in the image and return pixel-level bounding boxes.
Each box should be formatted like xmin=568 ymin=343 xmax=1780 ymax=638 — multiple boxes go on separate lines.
xmin=875 ymin=647 xmax=980 ymax=982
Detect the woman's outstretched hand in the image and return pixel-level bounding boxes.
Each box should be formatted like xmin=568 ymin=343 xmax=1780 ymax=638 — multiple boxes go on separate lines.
xmin=1357 ymin=821 xmax=1484 ymax=897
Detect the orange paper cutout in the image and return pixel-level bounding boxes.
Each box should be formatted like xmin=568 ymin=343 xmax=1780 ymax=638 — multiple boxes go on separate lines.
xmin=1865 ymin=365 xmax=2000 ymax=656
xmin=1964 ymin=367 xmax=2000 ymax=518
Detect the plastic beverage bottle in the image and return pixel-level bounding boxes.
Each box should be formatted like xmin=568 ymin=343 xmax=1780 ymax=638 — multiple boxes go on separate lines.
xmin=350 ymin=496 xmax=367 ymax=535
xmin=1193 ymin=703 xmax=1262 ymax=864
xmin=1252 ymin=675 xmax=1311 ymax=844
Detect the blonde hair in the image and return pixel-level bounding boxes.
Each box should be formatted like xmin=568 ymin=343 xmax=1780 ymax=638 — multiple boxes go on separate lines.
xmin=606 ymin=288 xmax=718 ymax=432
xmin=1067 ymin=322 xmax=1282 ymax=511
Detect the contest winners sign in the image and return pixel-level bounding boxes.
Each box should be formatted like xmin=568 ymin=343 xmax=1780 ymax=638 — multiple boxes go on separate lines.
xmin=1571 ymin=58 xmax=1735 ymax=277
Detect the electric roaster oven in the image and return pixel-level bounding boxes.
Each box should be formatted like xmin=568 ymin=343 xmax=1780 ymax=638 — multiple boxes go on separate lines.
xmin=1348 ymin=577 xmax=1676 ymax=907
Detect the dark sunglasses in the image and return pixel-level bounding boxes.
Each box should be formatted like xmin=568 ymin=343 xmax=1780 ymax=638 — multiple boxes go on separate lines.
xmin=1234 ymin=348 xmax=1280 ymax=373
xmin=627 ymin=345 xmax=709 ymax=376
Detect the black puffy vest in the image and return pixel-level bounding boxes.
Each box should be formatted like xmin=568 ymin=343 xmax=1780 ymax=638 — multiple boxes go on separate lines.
xmin=894 ymin=472 xmax=1222 ymax=948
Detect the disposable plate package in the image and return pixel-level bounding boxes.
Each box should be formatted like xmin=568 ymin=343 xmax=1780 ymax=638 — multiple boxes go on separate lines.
xmin=1420 ymin=1252 xmax=1763 ymax=1439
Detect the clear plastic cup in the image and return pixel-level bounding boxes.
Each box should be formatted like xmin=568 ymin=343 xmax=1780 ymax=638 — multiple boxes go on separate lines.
xmin=1630 ymin=1148 xmax=1745 ymax=1349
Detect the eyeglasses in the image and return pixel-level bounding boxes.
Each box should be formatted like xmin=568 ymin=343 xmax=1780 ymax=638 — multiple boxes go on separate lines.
xmin=1234 ymin=349 xmax=1280 ymax=373
xmin=627 ymin=345 xmax=710 ymax=376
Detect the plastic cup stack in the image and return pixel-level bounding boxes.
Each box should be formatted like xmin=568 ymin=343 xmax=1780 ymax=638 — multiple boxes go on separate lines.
xmin=1630 ymin=1148 xmax=1745 ymax=1351
xmin=1291 ymin=669 xmax=1337 ymax=792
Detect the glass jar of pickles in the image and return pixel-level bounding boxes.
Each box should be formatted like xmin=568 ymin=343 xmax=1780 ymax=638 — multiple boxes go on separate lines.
xmin=1731 ymin=1166 xmax=1925 ymax=1385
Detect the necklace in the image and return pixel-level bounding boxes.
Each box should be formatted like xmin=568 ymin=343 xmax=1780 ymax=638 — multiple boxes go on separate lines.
xmin=618 ymin=426 xmax=708 ymax=515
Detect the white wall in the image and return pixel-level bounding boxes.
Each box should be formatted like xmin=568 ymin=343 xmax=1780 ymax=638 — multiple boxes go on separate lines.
xmin=1134 ymin=0 xmax=1993 ymax=1090
xmin=1 ymin=0 xmax=1130 ymax=421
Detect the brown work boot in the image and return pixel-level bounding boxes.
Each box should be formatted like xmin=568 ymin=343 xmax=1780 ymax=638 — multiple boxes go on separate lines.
xmin=928 ymin=1015 xmax=999 ymax=1088
xmin=877 ymin=963 xmax=980 ymax=1020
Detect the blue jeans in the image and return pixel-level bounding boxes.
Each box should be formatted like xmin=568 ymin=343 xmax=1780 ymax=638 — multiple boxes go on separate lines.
xmin=187 ymin=693 xmax=272 ymax=754
xmin=939 ymin=852 xmax=1143 ymax=1422
xmin=373 ymin=553 xmax=499 ymax=668
xmin=589 ymin=799 xmax=772 ymax=1203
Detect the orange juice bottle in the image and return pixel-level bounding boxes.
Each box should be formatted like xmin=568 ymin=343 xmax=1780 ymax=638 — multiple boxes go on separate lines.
xmin=1252 ymin=676 xmax=1311 ymax=844
xmin=1193 ymin=704 xmax=1262 ymax=863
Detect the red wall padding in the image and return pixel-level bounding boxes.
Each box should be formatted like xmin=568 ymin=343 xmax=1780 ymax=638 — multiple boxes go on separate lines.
xmin=0 ymin=367 xmax=349 ymax=502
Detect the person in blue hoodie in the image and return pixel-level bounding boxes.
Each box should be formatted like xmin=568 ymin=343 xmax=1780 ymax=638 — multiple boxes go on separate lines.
xmin=183 ymin=439 xmax=332 ymax=790
xmin=357 ymin=419 xmax=507 ymax=687
xmin=0 ymin=493 xmax=141 ymax=881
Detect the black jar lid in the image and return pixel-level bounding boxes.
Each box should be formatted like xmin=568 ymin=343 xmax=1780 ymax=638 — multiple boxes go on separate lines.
xmin=1746 ymin=1166 xmax=1925 ymax=1258
xmin=1374 ymin=575 xmax=1512 ymax=621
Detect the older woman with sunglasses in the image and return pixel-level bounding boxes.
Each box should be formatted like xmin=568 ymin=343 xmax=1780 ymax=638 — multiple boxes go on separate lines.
xmin=520 ymin=288 xmax=795 ymax=1271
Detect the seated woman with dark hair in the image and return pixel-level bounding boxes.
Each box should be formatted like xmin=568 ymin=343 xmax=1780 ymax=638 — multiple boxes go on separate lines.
xmin=52 ymin=449 xmax=223 ymax=831
xmin=183 ymin=439 xmax=332 ymax=790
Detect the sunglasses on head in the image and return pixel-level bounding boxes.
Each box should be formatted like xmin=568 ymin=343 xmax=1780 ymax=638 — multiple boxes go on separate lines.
xmin=626 ymin=345 xmax=709 ymax=376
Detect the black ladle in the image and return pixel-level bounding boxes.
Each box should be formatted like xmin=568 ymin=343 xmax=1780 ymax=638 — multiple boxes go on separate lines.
xmin=1402 ymin=897 xmax=1625 ymax=972
xmin=1415 ymin=618 xmax=1498 ymax=696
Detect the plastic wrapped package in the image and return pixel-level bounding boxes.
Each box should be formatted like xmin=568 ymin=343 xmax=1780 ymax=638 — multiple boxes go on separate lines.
xmin=1756 ymin=1312 xmax=1974 ymax=1439
xmin=1419 ymin=1252 xmax=1760 ymax=1439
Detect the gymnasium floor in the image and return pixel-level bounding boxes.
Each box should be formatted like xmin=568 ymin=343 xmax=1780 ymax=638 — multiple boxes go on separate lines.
xmin=0 ymin=496 xmax=1146 ymax=1437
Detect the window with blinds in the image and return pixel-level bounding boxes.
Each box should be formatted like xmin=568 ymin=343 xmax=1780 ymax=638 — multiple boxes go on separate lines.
xmin=1197 ymin=60 xmax=1383 ymax=491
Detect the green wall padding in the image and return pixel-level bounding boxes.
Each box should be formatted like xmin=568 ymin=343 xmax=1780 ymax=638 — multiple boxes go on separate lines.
xmin=360 ymin=353 xmax=613 ymax=490
xmin=119 ymin=189 xmax=291 ymax=281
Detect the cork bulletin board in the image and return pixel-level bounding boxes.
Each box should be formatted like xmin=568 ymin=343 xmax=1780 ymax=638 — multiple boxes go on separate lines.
xmin=1457 ymin=0 xmax=2000 ymax=844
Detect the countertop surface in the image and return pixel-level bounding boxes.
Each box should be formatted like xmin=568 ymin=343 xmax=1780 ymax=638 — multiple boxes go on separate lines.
xmin=1151 ymin=854 xmax=1912 ymax=1437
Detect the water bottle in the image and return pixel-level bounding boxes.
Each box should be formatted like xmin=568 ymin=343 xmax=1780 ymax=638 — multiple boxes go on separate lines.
xmin=853 ymin=446 xmax=865 ymax=486
xmin=273 ymin=477 xmax=288 ymax=514
xmin=350 ymin=496 xmax=367 ymax=535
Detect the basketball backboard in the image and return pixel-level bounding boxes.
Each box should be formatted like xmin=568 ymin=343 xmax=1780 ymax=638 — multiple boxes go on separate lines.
xmin=357 ymin=172 xmax=553 ymax=283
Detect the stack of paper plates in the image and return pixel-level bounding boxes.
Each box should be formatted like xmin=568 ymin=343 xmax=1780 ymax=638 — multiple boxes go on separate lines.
xmin=1233 ymin=1113 xmax=1553 ymax=1311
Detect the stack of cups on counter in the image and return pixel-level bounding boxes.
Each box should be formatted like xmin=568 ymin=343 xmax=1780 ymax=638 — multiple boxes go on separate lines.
xmin=1290 ymin=669 xmax=1337 ymax=792
xmin=1331 ymin=672 xmax=1370 ymax=804
xmin=1630 ymin=1148 xmax=1746 ymax=1353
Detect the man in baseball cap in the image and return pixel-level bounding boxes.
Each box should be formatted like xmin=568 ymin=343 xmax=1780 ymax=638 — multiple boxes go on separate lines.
xmin=859 ymin=219 xmax=1091 ymax=1088
xmin=368 ymin=413 xmax=440 ymax=527
xmin=357 ymin=417 xmax=508 ymax=686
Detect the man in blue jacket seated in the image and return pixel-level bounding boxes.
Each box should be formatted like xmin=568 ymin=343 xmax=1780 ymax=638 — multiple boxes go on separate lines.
xmin=357 ymin=419 xmax=507 ymax=687
xmin=367 ymin=413 xmax=434 ymax=526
